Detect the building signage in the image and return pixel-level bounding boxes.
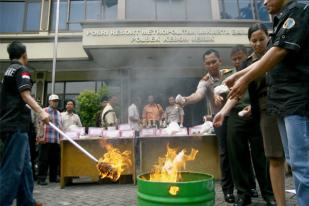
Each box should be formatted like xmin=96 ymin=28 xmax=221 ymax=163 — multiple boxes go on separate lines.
xmin=83 ymin=27 xmax=248 ymax=47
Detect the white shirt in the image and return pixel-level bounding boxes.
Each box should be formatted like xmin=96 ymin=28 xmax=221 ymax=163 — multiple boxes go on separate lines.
xmin=128 ymin=103 xmax=140 ymax=131
xmin=101 ymin=103 xmax=117 ymax=127
xmin=61 ymin=111 xmax=82 ymax=132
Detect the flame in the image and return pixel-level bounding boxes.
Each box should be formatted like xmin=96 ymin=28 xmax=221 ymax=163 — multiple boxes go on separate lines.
xmin=169 ymin=186 xmax=180 ymax=196
xmin=96 ymin=141 xmax=132 ymax=181
xmin=149 ymin=145 xmax=198 ymax=182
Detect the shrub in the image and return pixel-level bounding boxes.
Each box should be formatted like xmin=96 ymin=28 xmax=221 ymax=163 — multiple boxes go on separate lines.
xmin=76 ymin=85 xmax=109 ymax=127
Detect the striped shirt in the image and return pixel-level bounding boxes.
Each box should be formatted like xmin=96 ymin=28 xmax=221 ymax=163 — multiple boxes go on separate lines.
xmin=43 ymin=107 xmax=62 ymax=144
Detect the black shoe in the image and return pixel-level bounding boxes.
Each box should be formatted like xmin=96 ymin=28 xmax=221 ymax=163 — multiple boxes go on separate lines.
xmin=233 ymin=197 xmax=251 ymax=206
xmin=37 ymin=180 xmax=48 ymax=185
xmin=224 ymin=193 xmax=235 ymax=203
xmin=250 ymin=188 xmax=258 ymax=198
xmin=263 ymin=195 xmax=276 ymax=206
xmin=49 ymin=178 xmax=60 ymax=183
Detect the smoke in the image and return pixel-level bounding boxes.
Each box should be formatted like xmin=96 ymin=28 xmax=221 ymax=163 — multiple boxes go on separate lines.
xmin=89 ymin=47 xmax=202 ymax=125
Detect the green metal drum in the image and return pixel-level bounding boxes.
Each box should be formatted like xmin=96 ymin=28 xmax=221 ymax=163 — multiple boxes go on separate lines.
xmin=137 ymin=172 xmax=215 ymax=206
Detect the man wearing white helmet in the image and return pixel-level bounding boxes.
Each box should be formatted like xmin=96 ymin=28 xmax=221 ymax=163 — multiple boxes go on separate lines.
xmin=37 ymin=94 xmax=62 ymax=185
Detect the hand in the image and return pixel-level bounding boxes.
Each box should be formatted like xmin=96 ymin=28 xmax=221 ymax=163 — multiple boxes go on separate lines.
xmin=214 ymin=94 xmax=224 ymax=107
xmin=228 ymin=77 xmax=249 ymax=100
xmin=213 ymin=112 xmax=225 ymax=128
xmin=175 ymin=94 xmax=186 ymax=106
xmin=223 ymin=73 xmax=238 ymax=88
xmin=39 ymin=110 xmax=50 ymax=125
xmin=36 ymin=136 xmax=46 ymax=144
xmin=242 ymin=105 xmax=252 ymax=118
xmin=203 ymin=115 xmax=213 ymax=122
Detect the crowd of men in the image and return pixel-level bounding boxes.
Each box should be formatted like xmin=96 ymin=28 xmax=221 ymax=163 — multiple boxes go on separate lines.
xmin=93 ymin=94 xmax=185 ymax=131
xmin=128 ymin=95 xmax=185 ymax=131
xmin=0 ymin=0 xmax=308 ymax=205
xmin=33 ymin=95 xmax=82 ymax=186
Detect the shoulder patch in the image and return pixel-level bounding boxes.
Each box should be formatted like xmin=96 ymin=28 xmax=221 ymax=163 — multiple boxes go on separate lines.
xmin=4 ymin=67 xmax=17 ymax=77
xmin=202 ymin=73 xmax=209 ymax=81
xmin=282 ymin=18 xmax=295 ymax=29
xmin=21 ymin=71 xmax=31 ymax=79
xmin=221 ymin=68 xmax=233 ymax=74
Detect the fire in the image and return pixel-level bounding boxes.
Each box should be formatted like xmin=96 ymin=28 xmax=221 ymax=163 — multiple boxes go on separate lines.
xmin=169 ymin=186 xmax=180 ymax=196
xmin=150 ymin=145 xmax=198 ymax=182
xmin=96 ymin=141 xmax=132 ymax=181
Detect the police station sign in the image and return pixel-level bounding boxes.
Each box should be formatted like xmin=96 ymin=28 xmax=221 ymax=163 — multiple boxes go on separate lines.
xmin=83 ymin=27 xmax=248 ymax=47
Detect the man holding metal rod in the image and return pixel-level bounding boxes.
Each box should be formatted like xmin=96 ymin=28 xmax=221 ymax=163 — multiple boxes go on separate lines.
xmin=0 ymin=41 xmax=49 ymax=206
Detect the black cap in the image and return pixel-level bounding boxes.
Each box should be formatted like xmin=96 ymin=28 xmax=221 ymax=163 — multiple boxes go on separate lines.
xmin=101 ymin=96 xmax=109 ymax=102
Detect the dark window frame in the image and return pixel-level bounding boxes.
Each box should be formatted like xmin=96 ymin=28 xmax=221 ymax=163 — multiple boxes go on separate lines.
xmin=220 ymin=0 xmax=271 ymax=21
xmin=0 ymin=0 xmax=41 ymax=33
xmin=50 ymin=0 xmax=118 ymax=31
xmin=44 ymin=80 xmax=121 ymax=107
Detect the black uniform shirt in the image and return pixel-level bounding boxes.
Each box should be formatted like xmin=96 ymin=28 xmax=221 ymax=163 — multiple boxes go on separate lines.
xmin=267 ymin=1 xmax=309 ymax=116
xmin=243 ymin=53 xmax=268 ymax=120
xmin=0 ymin=61 xmax=33 ymax=133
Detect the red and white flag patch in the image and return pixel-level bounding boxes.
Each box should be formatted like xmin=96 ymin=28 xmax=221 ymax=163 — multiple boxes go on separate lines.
xmin=21 ymin=72 xmax=31 ymax=79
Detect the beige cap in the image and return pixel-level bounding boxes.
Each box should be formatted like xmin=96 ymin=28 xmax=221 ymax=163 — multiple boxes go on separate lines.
xmin=49 ymin=94 xmax=59 ymax=101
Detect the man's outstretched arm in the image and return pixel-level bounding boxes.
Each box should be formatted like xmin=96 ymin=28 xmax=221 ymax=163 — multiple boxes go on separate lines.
xmin=228 ymin=47 xmax=288 ymax=100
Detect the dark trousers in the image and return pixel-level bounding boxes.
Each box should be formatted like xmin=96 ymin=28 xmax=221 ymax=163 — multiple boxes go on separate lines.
xmin=213 ymin=117 xmax=234 ymax=195
xmin=0 ymin=131 xmax=35 ymax=206
xmin=28 ymin=124 xmax=37 ymax=180
xmin=227 ymin=110 xmax=273 ymax=199
xmin=38 ymin=143 xmax=60 ymax=182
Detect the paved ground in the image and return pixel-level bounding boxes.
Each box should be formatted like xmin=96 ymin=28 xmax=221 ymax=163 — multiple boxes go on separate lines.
xmin=29 ymin=176 xmax=298 ymax=206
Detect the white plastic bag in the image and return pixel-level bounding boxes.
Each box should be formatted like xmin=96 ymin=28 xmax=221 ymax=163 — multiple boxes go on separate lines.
xmin=214 ymin=84 xmax=229 ymax=95
xmin=175 ymin=94 xmax=186 ymax=105
xmin=163 ymin=122 xmax=181 ymax=135
xmin=200 ymin=121 xmax=214 ymax=135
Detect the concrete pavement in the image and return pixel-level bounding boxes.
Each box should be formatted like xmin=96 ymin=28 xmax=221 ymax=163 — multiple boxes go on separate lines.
xmin=30 ymin=176 xmax=298 ymax=206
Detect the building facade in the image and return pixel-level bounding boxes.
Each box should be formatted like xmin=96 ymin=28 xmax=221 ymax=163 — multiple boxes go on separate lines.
xmin=2 ymin=0 xmax=302 ymax=125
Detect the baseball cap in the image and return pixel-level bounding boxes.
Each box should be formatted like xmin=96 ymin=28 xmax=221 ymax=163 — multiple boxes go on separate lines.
xmin=49 ymin=94 xmax=59 ymax=101
xmin=101 ymin=96 xmax=109 ymax=102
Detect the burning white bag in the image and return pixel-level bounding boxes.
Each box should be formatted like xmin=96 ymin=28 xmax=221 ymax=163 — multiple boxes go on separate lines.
xmin=214 ymin=84 xmax=229 ymax=95
xmin=163 ymin=122 xmax=181 ymax=136
xmin=200 ymin=121 xmax=214 ymax=135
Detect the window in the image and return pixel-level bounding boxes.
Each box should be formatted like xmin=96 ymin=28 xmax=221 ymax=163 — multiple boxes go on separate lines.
xmin=45 ymin=81 xmax=120 ymax=109
xmin=68 ymin=0 xmax=85 ymax=31
xmin=47 ymin=82 xmax=65 ymax=96
xmin=126 ymin=0 xmax=212 ymax=21
xmin=187 ymin=0 xmax=212 ymax=21
xmin=156 ymin=0 xmax=186 ymax=20
xmin=86 ymin=0 xmax=101 ymax=20
xmin=0 ymin=1 xmax=25 ymax=32
xmin=0 ymin=0 xmax=41 ymax=33
xmin=50 ymin=0 xmax=68 ymax=31
xmin=126 ymin=0 xmax=156 ymax=20
xmin=25 ymin=0 xmax=41 ymax=31
xmin=65 ymin=82 xmax=96 ymax=94
xmin=104 ymin=0 xmax=118 ymax=19
xmin=220 ymin=0 xmax=270 ymax=21
xmin=254 ymin=0 xmax=269 ymax=21
xmin=50 ymin=0 xmax=118 ymax=31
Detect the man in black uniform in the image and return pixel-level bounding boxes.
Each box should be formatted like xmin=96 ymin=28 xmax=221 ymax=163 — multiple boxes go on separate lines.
xmin=0 ymin=41 xmax=49 ymax=206
xmin=227 ymin=1 xmax=309 ymax=205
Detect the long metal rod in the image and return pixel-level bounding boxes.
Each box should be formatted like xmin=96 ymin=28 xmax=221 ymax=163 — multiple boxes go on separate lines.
xmin=51 ymin=0 xmax=60 ymax=94
xmin=49 ymin=122 xmax=99 ymax=163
